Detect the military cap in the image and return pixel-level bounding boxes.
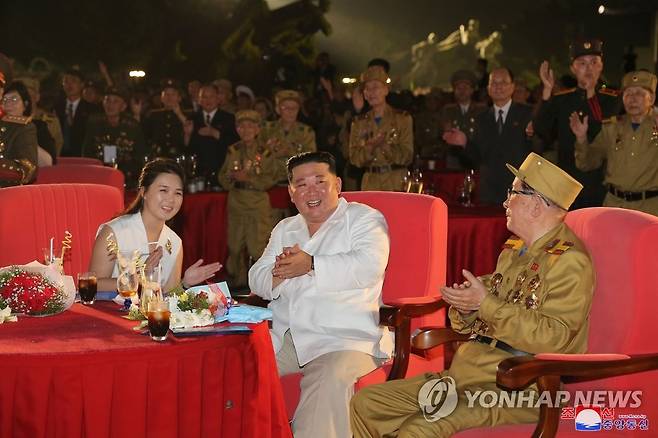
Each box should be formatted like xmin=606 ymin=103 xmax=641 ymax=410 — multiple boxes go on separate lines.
xmin=160 ymin=78 xmax=180 ymax=92
xmin=450 ymin=69 xmax=477 ymax=87
xmin=622 ymin=70 xmax=657 ymax=94
xmin=569 ymin=38 xmax=603 ymax=61
xmin=275 ymin=89 xmax=302 ymax=106
xmin=235 ymin=109 xmax=261 ymax=124
xmin=360 ymin=66 xmax=390 ymax=85
xmin=235 ymin=84 xmax=255 ymax=101
xmin=506 ymin=152 xmax=583 ymax=210
xmin=103 ymin=86 xmax=129 ymax=102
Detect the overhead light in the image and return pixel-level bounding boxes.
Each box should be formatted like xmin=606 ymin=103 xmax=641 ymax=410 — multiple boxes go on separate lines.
xmin=341 ymin=77 xmax=357 ymax=84
xmin=598 ymin=5 xmax=605 ymax=14
xmin=129 ymin=70 xmax=146 ymax=78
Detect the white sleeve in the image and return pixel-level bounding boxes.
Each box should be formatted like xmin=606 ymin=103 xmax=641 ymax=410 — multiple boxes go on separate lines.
xmin=248 ymin=221 xmax=293 ymax=300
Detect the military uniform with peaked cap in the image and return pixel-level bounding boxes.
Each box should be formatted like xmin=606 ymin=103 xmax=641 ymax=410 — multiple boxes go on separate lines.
xmin=349 ymin=67 xmax=413 ymax=191
xmin=351 ymin=153 xmax=594 ymax=437
xmin=575 ymin=70 xmax=658 ymax=216
xmin=218 ymin=110 xmax=278 ymax=287
xmin=534 ymin=37 xmax=621 ymax=209
xmin=18 ymin=76 xmax=64 ymax=156
xmin=0 ymin=113 xmax=38 ymax=187
xmin=143 ymin=79 xmax=191 ymax=158
xmin=82 ymin=87 xmax=148 ymax=189
xmin=260 ymin=89 xmax=317 ymax=182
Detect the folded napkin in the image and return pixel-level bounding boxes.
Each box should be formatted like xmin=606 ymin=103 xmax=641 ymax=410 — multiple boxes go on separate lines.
xmin=226 ymin=304 xmax=272 ymax=323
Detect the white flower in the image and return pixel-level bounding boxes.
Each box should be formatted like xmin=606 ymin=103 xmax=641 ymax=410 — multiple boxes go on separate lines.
xmin=0 ymin=305 xmax=17 ymax=324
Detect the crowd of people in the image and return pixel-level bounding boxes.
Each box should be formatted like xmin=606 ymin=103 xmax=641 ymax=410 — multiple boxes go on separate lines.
xmin=1 ymin=36 xmax=657 ymax=437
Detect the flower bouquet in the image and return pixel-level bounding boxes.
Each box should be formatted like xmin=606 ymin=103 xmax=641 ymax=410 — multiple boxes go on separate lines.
xmin=0 ymin=263 xmax=76 ymax=317
xmin=168 ymin=283 xmax=230 ymax=329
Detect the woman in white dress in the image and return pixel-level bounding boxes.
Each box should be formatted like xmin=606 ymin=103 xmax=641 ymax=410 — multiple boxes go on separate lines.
xmin=89 ymin=158 xmax=221 ymax=292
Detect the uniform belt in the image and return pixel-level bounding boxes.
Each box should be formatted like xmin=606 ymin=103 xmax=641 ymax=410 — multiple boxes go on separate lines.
xmin=366 ymin=164 xmax=406 ymax=174
xmin=471 ymin=334 xmax=530 ymax=357
xmin=608 ymin=186 xmax=658 ymax=202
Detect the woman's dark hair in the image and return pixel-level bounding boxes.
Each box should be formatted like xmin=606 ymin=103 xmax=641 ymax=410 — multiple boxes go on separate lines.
xmin=122 ymin=158 xmax=186 ymax=215
xmin=4 ymin=81 xmax=32 ymax=116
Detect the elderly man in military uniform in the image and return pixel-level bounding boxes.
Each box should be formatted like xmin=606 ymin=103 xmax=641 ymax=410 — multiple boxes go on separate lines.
xmin=82 ymin=87 xmax=147 ymax=189
xmin=440 ymin=69 xmax=486 ymax=168
xmin=0 ymin=72 xmax=38 ymax=187
xmin=218 ymin=110 xmax=278 ymax=288
xmin=351 ymin=152 xmax=594 ymax=437
xmin=349 ymin=67 xmax=413 ymax=191
xmin=261 ymin=89 xmax=317 ymax=183
xmin=18 ymin=76 xmax=64 ymax=157
xmin=144 ymin=79 xmax=190 ymax=158
xmin=534 ymin=38 xmax=620 ymax=209
xmin=570 ymin=70 xmax=658 ymax=216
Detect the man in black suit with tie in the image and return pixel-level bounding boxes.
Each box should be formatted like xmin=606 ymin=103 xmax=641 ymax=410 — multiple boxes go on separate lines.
xmin=444 ymin=67 xmax=535 ymax=205
xmin=185 ymin=83 xmax=239 ymax=182
xmin=54 ymin=70 xmax=100 ymax=157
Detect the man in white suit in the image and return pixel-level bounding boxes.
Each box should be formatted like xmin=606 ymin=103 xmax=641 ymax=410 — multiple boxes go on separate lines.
xmin=249 ymin=151 xmax=393 ymax=438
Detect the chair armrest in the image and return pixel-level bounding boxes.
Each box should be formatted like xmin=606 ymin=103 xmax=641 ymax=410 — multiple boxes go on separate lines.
xmin=496 ymin=352 xmax=658 ymax=438
xmin=379 ymin=297 xmax=447 ymax=381
xmin=235 ymin=294 xmax=270 ymax=308
xmin=411 ymin=326 xmax=472 ymax=355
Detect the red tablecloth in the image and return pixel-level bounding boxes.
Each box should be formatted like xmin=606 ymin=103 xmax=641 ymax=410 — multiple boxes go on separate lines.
xmin=447 ymin=205 xmax=510 ymax=285
xmin=423 ymin=170 xmax=481 ymax=206
xmin=0 ymin=303 xmax=291 ymax=438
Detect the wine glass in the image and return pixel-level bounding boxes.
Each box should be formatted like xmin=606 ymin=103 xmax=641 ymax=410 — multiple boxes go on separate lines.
xmin=116 ymin=257 xmax=140 ymax=311
xmin=140 ymin=265 xmax=162 ymax=317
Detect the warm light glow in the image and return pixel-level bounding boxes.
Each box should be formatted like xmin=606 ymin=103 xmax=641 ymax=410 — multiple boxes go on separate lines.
xmin=342 ymin=77 xmax=357 ymax=84
xmin=129 ymin=70 xmax=146 ymax=78
xmin=386 ymin=78 xmax=391 ymax=84
xmin=597 ymin=5 xmax=605 ymax=14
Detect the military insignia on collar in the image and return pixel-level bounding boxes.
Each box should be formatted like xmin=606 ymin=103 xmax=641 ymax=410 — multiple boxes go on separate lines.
xmin=545 ymin=240 xmax=574 ymax=255
xmin=502 ymin=236 xmax=524 ymax=250
xmin=530 ymin=262 xmax=540 ymax=271
xmin=165 ymin=238 xmax=173 ymax=254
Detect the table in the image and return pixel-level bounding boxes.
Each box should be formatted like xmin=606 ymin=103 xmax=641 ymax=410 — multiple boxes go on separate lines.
xmin=0 ymin=302 xmax=291 ymax=438
xmin=447 ymin=205 xmax=510 ymax=285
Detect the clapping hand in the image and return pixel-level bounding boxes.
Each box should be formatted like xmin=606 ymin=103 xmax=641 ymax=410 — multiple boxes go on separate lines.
xmin=442 ymin=128 xmax=467 ymax=147
xmin=539 ymin=60 xmax=555 ymax=99
xmin=440 ymin=269 xmax=487 ymax=313
xmin=569 ymin=112 xmax=589 ymax=143
xmin=144 ymin=246 xmax=164 ymax=274
xmin=182 ymin=259 xmax=222 ymax=287
xmin=272 ymin=244 xmax=312 ymax=280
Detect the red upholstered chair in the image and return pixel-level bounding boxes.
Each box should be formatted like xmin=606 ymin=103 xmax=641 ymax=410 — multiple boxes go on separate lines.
xmin=412 ymin=207 xmax=658 ymax=438
xmin=35 ymin=164 xmax=125 ymax=198
xmin=56 ymin=157 xmax=103 ymax=166
xmin=0 ymin=184 xmax=123 ymax=281
xmin=277 ymin=191 xmax=449 ymax=419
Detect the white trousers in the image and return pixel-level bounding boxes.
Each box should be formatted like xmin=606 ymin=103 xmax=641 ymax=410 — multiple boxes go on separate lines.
xmin=276 ymin=330 xmax=385 ymax=438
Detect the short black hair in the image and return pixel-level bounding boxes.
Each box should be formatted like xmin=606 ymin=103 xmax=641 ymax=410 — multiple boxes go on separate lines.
xmin=63 ymin=69 xmax=84 ymax=82
xmin=367 ymin=58 xmax=390 ymax=74
xmin=490 ymin=67 xmax=515 ymax=83
xmin=287 ymin=151 xmax=336 ymax=182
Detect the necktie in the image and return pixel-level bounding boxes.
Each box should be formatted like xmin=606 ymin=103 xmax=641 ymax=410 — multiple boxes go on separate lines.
xmin=497 ymin=109 xmax=504 ymax=135
xmin=66 ymin=102 xmax=74 ymax=126
xmin=205 ymin=114 xmax=211 ymax=125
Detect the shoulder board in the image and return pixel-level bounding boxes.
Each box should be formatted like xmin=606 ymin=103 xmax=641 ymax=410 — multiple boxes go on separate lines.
xmin=553 ymin=88 xmax=576 ymax=96
xmin=393 ymin=109 xmax=410 ymax=117
xmin=602 ymin=116 xmax=618 ymax=125
xmin=545 ymin=240 xmax=574 ymax=255
xmin=298 ymin=123 xmax=312 ymax=132
xmin=598 ymin=87 xmax=619 ymax=97
xmin=502 ymin=236 xmax=524 ymax=251
xmin=1 ymin=114 xmax=32 ymax=125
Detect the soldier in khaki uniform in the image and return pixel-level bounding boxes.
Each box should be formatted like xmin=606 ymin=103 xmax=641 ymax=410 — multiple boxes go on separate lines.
xmin=351 ymin=153 xmax=594 ymax=437
xmin=18 ymin=76 xmax=64 ymax=157
xmin=260 ymin=89 xmax=317 ymax=183
xmin=218 ymin=110 xmax=278 ymax=288
xmin=349 ymin=67 xmax=413 ymax=191
xmin=144 ymin=79 xmax=190 ymax=158
xmin=0 ymin=73 xmax=38 ymax=187
xmin=82 ymin=87 xmax=148 ymax=189
xmin=570 ymin=70 xmax=658 ymax=216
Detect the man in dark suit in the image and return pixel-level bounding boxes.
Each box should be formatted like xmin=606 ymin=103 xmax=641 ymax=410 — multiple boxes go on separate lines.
xmin=54 ymin=70 xmax=100 ymax=157
xmin=185 ymin=83 xmax=239 ymax=181
xmin=444 ymin=67 xmax=535 ymax=204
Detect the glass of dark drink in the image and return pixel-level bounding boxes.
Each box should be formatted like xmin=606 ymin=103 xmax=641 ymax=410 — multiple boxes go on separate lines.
xmin=147 ymin=299 xmax=170 ymax=341
xmin=78 ymin=272 xmax=98 ymax=305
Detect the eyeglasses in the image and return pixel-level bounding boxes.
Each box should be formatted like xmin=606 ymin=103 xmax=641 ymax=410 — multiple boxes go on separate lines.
xmin=507 ymin=187 xmax=552 ymax=207
xmin=1 ymin=95 xmax=20 ymax=104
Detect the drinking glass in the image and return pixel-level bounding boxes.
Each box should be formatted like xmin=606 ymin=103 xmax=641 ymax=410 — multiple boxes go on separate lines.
xmin=116 ymin=266 xmax=139 ymax=311
xmin=78 ymin=272 xmax=97 ymax=305
xmin=147 ymin=298 xmax=170 ymax=341
xmin=140 ymin=266 xmax=162 ymax=317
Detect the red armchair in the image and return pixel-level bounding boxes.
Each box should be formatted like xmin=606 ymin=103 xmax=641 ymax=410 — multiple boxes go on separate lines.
xmin=0 ymin=184 xmax=123 ymax=281
xmin=35 ymin=164 xmax=125 ymax=198
xmin=266 ymin=191 xmax=449 ymax=418
xmin=412 ymin=207 xmax=658 ymax=438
